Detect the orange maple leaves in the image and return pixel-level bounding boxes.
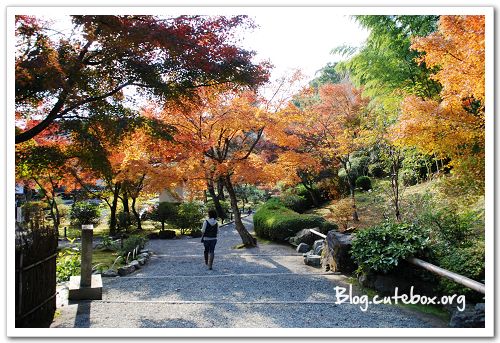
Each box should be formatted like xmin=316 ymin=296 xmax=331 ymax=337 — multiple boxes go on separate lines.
xmin=394 ymin=15 xmax=485 ymax=181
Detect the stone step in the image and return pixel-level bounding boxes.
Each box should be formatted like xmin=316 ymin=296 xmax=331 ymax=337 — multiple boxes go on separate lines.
xmin=123 ymin=254 xmax=326 ymax=277
xmin=101 ymin=273 xmax=347 ymax=303
xmin=51 ymin=300 xmax=434 ymax=328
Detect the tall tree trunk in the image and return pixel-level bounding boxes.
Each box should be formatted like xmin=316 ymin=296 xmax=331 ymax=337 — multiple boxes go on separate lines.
xmin=122 ymin=188 xmax=131 ymax=226
xmin=131 ymin=195 xmax=142 ymax=230
xmin=224 ymin=175 xmax=256 ymax=247
xmin=207 ymin=180 xmax=227 ymax=221
xmin=48 ymin=198 xmax=58 ymax=232
xmin=217 ymin=177 xmax=225 ymax=200
xmin=342 ymin=158 xmax=359 ymax=222
xmin=109 ymin=182 xmax=121 ymax=237
xmin=302 ymin=182 xmax=320 ymax=207
xmin=390 ymin=149 xmax=402 ymax=221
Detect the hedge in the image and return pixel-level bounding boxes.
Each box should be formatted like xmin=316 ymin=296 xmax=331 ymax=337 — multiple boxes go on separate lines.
xmin=254 ymin=198 xmax=337 ymax=242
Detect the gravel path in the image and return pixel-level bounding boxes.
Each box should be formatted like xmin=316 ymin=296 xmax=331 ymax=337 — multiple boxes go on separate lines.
xmin=51 ymin=215 xmax=446 ymax=329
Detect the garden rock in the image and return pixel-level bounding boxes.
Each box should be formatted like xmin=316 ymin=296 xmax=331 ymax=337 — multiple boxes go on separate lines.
xmin=137 ymin=257 xmax=146 ymax=266
xmin=296 ymin=243 xmax=310 ymax=253
xmin=102 ymin=269 xmax=118 ymax=277
xmin=323 ymin=231 xmax=356 ymax=273
xmin=118 ymin=264 xmax=136 ymax=276
xmin=449 ymin=303 xmax=485 ymax=328
xmin=288 ymin=229 xmax=315 ymax=247
xmin=130 ymin=260 xmax=141 ymax=270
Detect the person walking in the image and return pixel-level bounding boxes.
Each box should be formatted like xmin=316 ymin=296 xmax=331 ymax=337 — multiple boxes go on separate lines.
xmin=201 ymin=209 xmax=218 ymax=270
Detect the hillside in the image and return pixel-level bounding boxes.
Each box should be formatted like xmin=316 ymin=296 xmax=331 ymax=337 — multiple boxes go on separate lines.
xmin=306 ymin=177 xmax=485 ymax=232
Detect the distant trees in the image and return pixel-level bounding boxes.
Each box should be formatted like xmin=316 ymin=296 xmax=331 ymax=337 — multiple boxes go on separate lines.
xmin=15 ymin=15 xmax=269 ymax=144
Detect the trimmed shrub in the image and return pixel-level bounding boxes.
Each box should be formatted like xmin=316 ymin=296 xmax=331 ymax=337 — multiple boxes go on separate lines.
xmin=355 ymin=176 xmax=372 ymax=191
xmin=150 ymin=202 xmax=180 ymax=231
xmin=254 ymin=199 xmax=338 ymax=241
xmin=70 ymin=201 xmax=101 ymax=227
xmin=175 ymin=202 xmax=205 ymax=235
xmin=351 ymin=222 xmax=429 ymax=273
xmin=279 ymin=194 xmax=310 ymax=213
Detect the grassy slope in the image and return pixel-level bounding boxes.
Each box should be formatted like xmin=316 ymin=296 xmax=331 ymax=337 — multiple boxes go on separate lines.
xmin=307 ymin=176 xmax=484 ymax=231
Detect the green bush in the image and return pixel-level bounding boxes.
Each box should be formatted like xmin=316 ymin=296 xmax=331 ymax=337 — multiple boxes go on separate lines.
xmin=279 ymin=194 xmax=310 ymax=213
xmin=120 ymin=235 xmax=148 ymax=257
xmin=254 ymin=199 xmax=338 ymax=241
xmin=176 ymin=202 xmax=205 ymax=235
xmin=368 ymin=162 xmax=386 ymax=178
xmin=435 ymin=240 xmax=484 ymax=299
xmin=355 ymin=176 xmax=372 ymax=191
xmin=56 ymin=248 xmax=81 ymax=282
xmin=116 ymin=210 xmax=134 ymax=232
xmin=151 ymin=202 xmax=180 ymax=231
xmin=351 ymin=221 xmax=430 ymax=273
xmin=70 ymin=201 xmax=101 ymax=227
xmin=401 ymin=169 xmax=419 ymax=186
xmin=97 ymin=235 xmax=118 ymax=251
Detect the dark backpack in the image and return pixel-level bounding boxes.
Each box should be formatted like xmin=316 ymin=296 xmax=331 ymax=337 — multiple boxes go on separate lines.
xmin=204 ymin=220 xmax=218 ymax=238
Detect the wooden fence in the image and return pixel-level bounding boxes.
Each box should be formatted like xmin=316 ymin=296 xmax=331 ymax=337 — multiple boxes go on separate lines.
xmin=15 ymin=222 xmax=58 ymax=328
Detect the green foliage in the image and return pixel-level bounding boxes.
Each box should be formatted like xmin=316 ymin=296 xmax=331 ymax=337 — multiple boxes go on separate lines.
xmin=97 ymin=235 xmax=118 ymax=251
xmin=355 ymin=176 xmax=372 ymax=191
xmin=56 ymin=248 xmax=81 ymax=282
xmin=151 ymin=201 xmax=204 ymax=235
xmin=338 ymin=153 xmax=370 ymax=182
xmin=175 ymin=202 xmax=205 ymax=235
xmin=436 ymin=240 xmax=484 ymax=298
xmin=70 ymin=201 xmax=101 ymax=227
xmin=116 ymin=210 xmax=134 ymax=232
xmin=335 ymin=15 xmax=440 ymax=106
xmin=351 ymin=221 xmax=430 ymax=273
xmin=205 ymin=199 xmax=231 ymax=213
xmin=21 ymin=201 xmax=47 ymax=223
xmin=406 ymin=197 xmax=484 ymax=298
xmin=254 ymin=198 xmax=338 ymax=241
xmin=150 ymin=202 xmax=179 ymax=230
xmin=368 ymin=162 xmax=387 ymax=178
xmin=309 ymin=62 xmax=344 ymax=89
xmin=120 ymin=235 xmax=148 ymax=257
xmin=279 ymin=194 xmax=310 ymax=213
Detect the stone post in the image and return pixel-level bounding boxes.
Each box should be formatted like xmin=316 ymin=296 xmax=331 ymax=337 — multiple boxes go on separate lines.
xmin=80 ymin=225 xmax=93 ymax=287
xmin=68 ymin=224 xmax=103 ymax=300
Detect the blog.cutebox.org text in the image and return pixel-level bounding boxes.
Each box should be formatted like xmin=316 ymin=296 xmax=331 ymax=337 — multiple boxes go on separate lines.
xmin=334 ymin=285 xmax=466 ymax=312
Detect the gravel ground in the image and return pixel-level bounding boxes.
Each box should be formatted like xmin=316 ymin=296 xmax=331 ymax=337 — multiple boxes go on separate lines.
xmin=51 ymin=215 xmax=445 ymax=329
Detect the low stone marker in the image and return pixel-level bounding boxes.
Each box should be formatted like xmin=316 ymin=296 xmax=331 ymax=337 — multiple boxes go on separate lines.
xmin=68 ymin=225 xmax=103 ymax=300
xmin=303 ymin=252 xmax=321 ymax=267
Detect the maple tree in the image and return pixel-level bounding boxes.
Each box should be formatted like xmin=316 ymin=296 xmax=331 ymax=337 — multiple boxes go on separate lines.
xmin=394 ymin=15 xmax=485 ymax=191
xmin=15 ymin=15 xmax=270 ymax=144
xmin=65 ymin=113 xmax=178 ymax=235
xmin=296 ymin=82 xmax=370 ymax=221
xmin=15 ymin=126 xmax=72 ymax=231
xmin=158 ymin=88 xmax=266 ymax=246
